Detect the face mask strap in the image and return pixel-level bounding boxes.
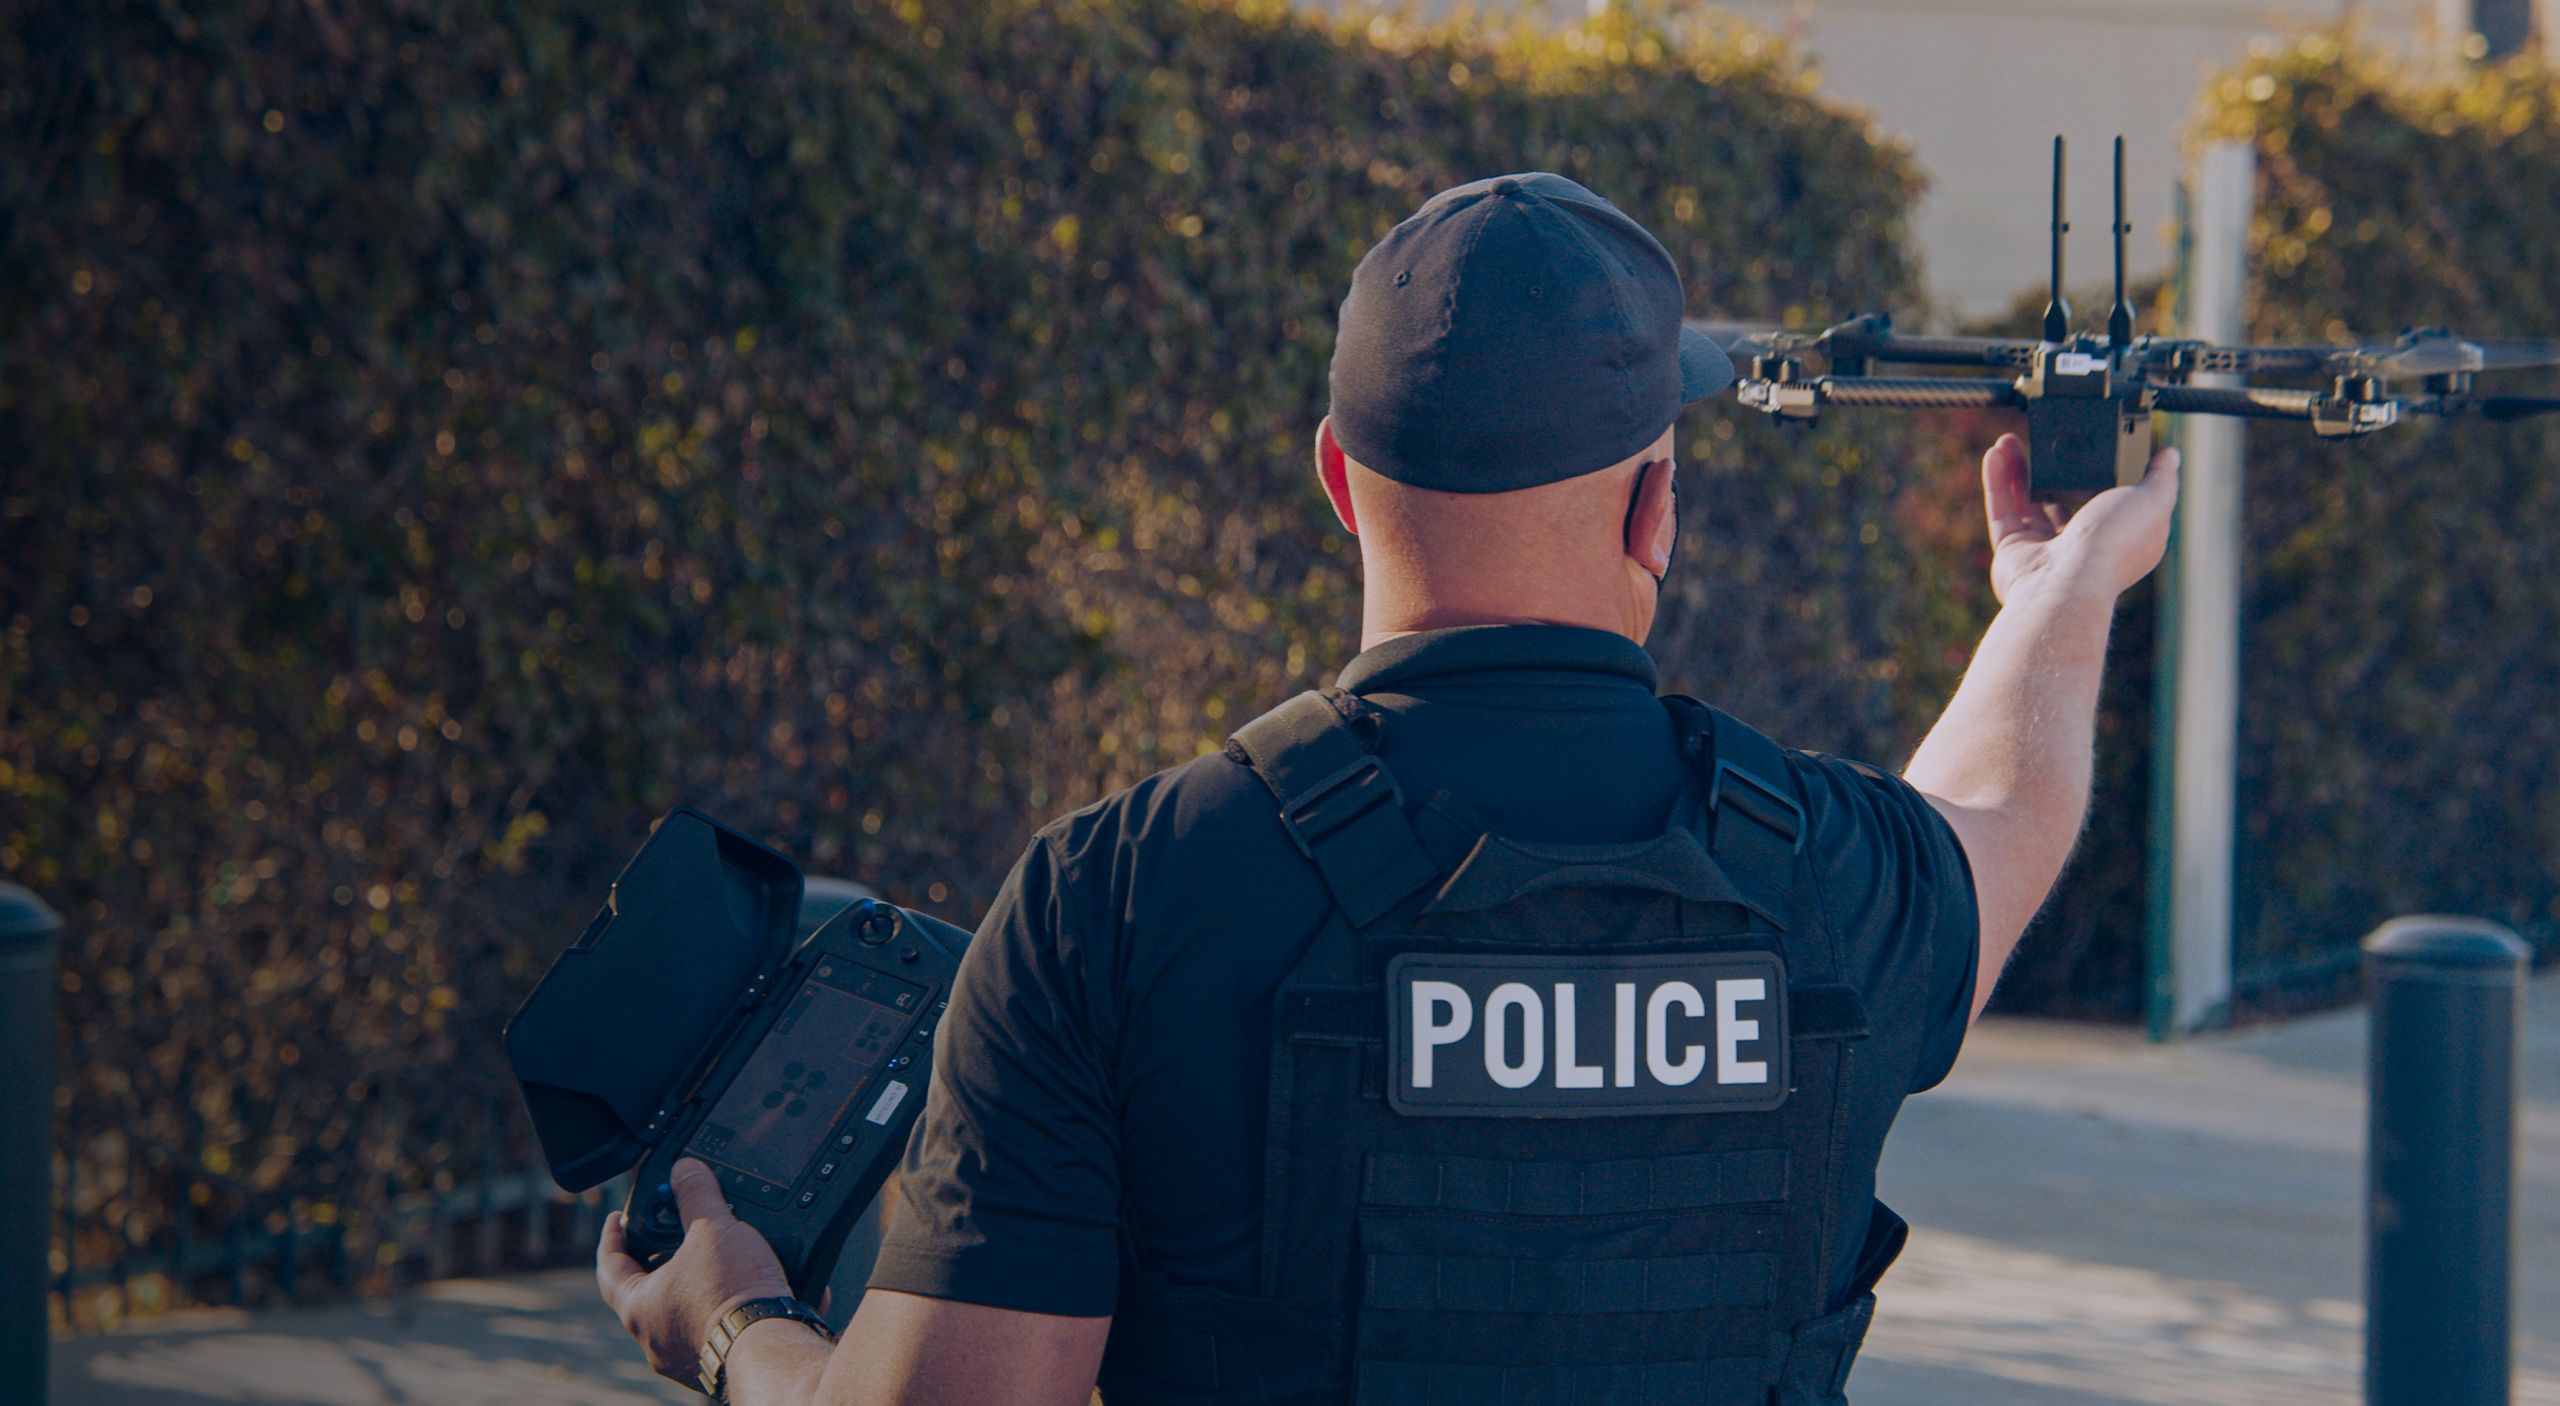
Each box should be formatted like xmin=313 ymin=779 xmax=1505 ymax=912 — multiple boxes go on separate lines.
xmin=1621 ymin=459 xmax=1677 ymax=586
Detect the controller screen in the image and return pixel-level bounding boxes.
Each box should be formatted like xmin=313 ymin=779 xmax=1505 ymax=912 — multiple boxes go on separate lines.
xmin=685 ymin=968 xmax=912 ymax=1189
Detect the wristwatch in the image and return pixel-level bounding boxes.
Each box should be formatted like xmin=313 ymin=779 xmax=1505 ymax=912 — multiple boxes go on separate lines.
xmin=698 ymin=1294 xmax=835 ymax=1401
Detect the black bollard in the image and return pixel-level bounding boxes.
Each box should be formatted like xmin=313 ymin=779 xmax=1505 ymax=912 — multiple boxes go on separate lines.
xmin=2364 ymin=914 xmax=2530 ymax=1406
xmin=0 ymin=885 xmax=63 ymax=1406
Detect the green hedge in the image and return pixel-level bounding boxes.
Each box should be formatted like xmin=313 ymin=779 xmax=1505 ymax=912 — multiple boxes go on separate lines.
xmin=5 ymin=0 xmax=1963 ymax=1319
xmin=2187 ymin=39 xmax=2560 ymax=996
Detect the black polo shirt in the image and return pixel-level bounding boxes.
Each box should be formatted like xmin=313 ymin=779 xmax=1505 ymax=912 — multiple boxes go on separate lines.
xmin=870 ymin=624 xmax=1978 ymax=1317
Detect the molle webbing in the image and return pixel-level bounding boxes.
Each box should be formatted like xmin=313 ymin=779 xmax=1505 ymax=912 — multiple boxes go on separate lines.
xmin=1363 ymin=1148 xmax=1789 ymax=1218
xmin=1366 ymin=1249 xmax=1778 ymax=1314
xmin=1355 ymin=1356 xmax=1767 ymax=1405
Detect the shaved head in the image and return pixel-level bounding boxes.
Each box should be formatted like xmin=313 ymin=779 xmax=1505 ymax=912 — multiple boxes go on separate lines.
xmin=1315 ymin=417 xmax=1680 ymax=649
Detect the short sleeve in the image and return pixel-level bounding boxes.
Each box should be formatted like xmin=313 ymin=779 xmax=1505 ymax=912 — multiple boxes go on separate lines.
xmin=866 ymin=834 xmax=1123 ymax=1315
xmin=1794 ymin=754 xmax=1981 ymax=1094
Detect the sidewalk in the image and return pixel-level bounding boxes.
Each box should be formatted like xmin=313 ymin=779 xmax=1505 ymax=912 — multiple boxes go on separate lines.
xmin=53 ymin=974 xmax=2559 ymax=1405
xmin=1856 ymin=971 xmax=2560 ymax=1404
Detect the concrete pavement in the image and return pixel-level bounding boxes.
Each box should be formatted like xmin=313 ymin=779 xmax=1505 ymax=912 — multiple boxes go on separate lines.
xmin=52 ymin=973 xmax=2559 ymax=1404
xmin=1856 ymin=972 xmax=2560 ymax=1403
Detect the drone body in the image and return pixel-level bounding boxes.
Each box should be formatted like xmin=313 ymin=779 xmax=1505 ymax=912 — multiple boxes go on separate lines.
xmin=1702 ymin=136 xmax=2560 ymax=499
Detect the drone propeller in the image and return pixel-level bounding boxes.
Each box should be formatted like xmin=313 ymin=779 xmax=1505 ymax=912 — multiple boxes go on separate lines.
xmin=2220 ymin=334 xmax=2560 ymax=378
xmin=2341 ymin=336 xmax=2560 ymax=378
xmin=1686 ymin=318 xmax=2039 ymax=369
xmin=2443 ymin=394 xmax=2560 ymax=421
xmin=1686 ymin=320 xmax=1818 ymax=355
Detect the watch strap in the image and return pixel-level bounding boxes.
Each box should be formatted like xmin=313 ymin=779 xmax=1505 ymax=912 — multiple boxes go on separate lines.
xmin=698 ymin=1294 xmax=833 ymax=1399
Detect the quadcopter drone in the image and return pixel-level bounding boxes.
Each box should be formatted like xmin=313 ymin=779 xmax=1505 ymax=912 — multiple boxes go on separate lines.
xmin=1694 ymin=136 xmax=2560 ymax=497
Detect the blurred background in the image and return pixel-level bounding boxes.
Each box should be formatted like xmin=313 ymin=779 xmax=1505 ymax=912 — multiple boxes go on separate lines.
xmin=5 ymin=0 xmax=2557 ymax=1399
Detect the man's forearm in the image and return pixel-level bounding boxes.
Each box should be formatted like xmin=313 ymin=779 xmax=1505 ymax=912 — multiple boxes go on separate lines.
xmin=1904 ymin=578 xmax=2119 ymax=1012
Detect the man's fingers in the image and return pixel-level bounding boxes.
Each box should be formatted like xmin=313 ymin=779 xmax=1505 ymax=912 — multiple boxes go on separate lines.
xmin=2140 ymin=445 xmax=2182 ymax=493
xmin=1980 ymin=434 xmax=2053 ymax=544
xmin=597 ymin=1210 xmax=646 ymax=1311
xmin=1980 ymin=433 xmax=2026 ymax=524
xmin=2059 ymin=446 xmax=2181 ymax=534
xmin=669 ymin=1157 xmax=734 ymax=1229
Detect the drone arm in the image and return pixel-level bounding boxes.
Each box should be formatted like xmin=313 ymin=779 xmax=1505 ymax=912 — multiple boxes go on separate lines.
xmin=1817 ymin=377 xmax=2023 ymax=409
xmin=2151 ymin=385 xmax=2321 ymax=420
xmin=1825 ymin=333 xmax=2035 ymax=369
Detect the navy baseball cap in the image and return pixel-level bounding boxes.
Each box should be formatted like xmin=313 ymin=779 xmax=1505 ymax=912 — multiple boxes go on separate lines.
xmin=1327 ymin=172 xmax=1731 ymax=494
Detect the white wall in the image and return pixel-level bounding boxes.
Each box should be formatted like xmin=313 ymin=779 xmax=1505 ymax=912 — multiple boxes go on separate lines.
xmin=1309 ymin=0 xmax=2554 ymax=316
xmin=1710 ymin=0 xmax=2437 ymax=318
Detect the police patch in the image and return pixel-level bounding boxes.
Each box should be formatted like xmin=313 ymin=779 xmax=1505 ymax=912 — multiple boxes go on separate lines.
xmin=1386 ymin=952 xmax=1790 ymax=1118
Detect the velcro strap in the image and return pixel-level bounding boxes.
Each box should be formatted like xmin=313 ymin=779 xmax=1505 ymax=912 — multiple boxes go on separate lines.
xmin=1230 ymin=691 xmax=1441 ymax=927
xmin=1357 ymin=1303 xmax=1773 ymax=1369
xmin=1280 ymin=985 xmax=1375 ymax=1044
xmin=1307 ymin=984 xmax=1861 ymax=1047
xmin=1770 ymin=1290 xmax=1877 ymax=1402
xmin=1702 ymin=708 xmax=1804 ymax=916
xmin=1365 ymin=1250 xmax=1775 ymax=1315
xmin=1356 ymin=1357 xmax=1766 ymax=1405
xmin=1787 ymin=983 xmax=1869 ymax=1042
xmin=1364 ymin=1149 xmax=1788 ymax=1217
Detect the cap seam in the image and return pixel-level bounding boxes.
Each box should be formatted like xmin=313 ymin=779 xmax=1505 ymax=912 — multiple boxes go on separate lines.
xmin=1540 ymin=195 xmax=1653 ymax=474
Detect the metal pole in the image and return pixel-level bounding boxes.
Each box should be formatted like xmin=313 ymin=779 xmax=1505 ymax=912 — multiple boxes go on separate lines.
xmin=2364 ymin=914 xmax=2528 ymax=1406
xmin=0 ymin=885 xmax=63 ymax=1405
xmin=2164 ymin=140 xmax=2252 ymax=1034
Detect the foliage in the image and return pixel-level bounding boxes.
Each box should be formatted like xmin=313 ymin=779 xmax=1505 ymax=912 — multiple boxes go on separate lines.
xmin=2186 ymin=37 xmax=2560 ymax=992
xmin=3 ymin=0 xmax=1958 ymax=1319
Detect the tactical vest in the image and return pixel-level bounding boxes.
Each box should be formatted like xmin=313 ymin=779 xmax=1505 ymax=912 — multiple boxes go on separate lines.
xmin=1098 ymin=689 xmax=1907 ymax=1406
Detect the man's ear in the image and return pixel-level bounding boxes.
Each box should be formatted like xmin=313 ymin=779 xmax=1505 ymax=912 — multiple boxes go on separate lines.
xmin=1624 ymin=457 xmax=1677 ymax=577
xmin=1315 ymin=416 xmax=1358 ymax=535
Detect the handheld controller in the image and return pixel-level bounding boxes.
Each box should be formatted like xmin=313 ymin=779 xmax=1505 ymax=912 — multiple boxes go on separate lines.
xmin=506 ymin=808 xmax=970 ymax=1299
xmin=620 ymin=900 xmax=967 ymax=1288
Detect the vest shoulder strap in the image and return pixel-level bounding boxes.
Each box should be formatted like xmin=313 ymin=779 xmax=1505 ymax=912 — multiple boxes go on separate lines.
xmin=1226 ymin=689 xmax=1440 ymax=928
xmin=1664 ymin=695 xmax=1808 ymax=925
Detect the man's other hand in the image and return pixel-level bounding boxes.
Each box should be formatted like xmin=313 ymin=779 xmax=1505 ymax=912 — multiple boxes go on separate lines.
xmin=1981 ymin=433 xmax=2179 ymax=607
xmin=597 ymin=1157 xmax=797 ymax=1385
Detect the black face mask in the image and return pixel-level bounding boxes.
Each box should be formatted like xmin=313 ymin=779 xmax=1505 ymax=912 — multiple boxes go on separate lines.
xmin=1659 ymin=472 xmax=1679 ymax=585
xmin=1624 ymin=461 xmax=1677 ymax=586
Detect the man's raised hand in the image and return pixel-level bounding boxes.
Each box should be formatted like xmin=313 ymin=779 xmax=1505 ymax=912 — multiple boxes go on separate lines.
xmin=1980 ymin=432 xmax=2180 ymax=607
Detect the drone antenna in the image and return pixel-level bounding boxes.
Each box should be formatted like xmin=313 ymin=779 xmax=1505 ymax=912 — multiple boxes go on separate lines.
xmin=2108 ymin=135 xmax=2134 ymax=347
xmin=2042 ymin=135 xmax=2071 ymax=343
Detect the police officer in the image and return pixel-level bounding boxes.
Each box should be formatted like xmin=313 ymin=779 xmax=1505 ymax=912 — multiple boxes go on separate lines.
xmin=598 ymin=172 xmax=2179 ymax=1405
